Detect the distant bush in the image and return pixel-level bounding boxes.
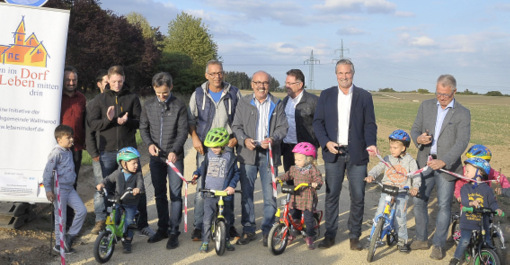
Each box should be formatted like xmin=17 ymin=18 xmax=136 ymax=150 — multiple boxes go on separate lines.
xmin=458 ymin=89 xmax=478 ymax=95
xmin=417 ymin=88 xmax=429 ymax=94
xmin=486 ymin=91 xmax=503 ymax=96
xmin=379 ymin=88 xmax=396 ymax=92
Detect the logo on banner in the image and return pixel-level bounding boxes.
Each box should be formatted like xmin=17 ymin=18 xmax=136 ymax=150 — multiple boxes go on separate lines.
xmin=0 ymin=17 xmax=49 ymax=68
xmin=5 ymin=0 xmax=49 ymax=7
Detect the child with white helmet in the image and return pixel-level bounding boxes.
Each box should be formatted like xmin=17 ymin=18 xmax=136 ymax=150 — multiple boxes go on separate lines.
xmin=276 ymin=142 xmax=323 ymax=249
xmin=364 ymin=129 xmax=421 ymax=252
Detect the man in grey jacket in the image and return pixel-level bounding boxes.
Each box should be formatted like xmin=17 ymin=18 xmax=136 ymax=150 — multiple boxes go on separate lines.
xmin=410 ymin=74 xmax=470 ymax=260
xmin=232 ymin=71 xmax=288 ymax=246
xmin=140 ymin=72 xmax=188 ymax=250
xmin=188 ymin=60 xmax=241 ymax=241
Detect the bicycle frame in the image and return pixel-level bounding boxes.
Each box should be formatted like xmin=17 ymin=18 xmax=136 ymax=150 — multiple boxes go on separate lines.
xmin=369 ymin=182 xmax=407 ymax=241
xmin=102 ymin=188 xmax=133 ymax=241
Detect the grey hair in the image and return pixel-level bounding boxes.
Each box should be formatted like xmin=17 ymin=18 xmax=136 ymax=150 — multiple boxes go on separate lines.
xmin=335 ymin=59 xmax=355 ymax=74
xmin=152 ymin=72 xmax=173 ymax=88
xmin=437 ymin=74 xmax=457 ymax=90
xmin=205 ymin=60 xmax=223 ymax=74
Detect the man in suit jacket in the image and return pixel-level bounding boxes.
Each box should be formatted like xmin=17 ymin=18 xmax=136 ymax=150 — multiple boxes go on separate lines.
xmin=313 ymin=59 xmax=378 ymax=250
xmin=410 ymin=74 xmax=470 ymax=260
xmin=281 ymin=69 xmax=319 ymax=175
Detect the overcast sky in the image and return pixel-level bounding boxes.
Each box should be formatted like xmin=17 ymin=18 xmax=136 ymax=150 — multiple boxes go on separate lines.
xmin=100 ymin=0 xmax=510 ymax=94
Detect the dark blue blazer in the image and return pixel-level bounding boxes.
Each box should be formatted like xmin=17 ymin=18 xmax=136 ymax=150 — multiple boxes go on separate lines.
xmin=313 ymin=85 xmax=377 ymax=165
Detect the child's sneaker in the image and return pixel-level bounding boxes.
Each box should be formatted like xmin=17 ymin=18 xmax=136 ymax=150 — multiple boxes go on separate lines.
xmin=199 ymin=242 xmax=208 ymax=253
xmin=305 ymin=236 xmax=315 ymax=250
xmin=225 ymin=241 xmax=235 ymax=251
xmin=64 ymin=234 xmax=75 ymax=249
xmin=53 ymin=245 xmax=75 ymax=255
xmin=397 ymin=239 xmax=410 ymax=253
xmin=449 ymin=258 xmax=460 ymax=265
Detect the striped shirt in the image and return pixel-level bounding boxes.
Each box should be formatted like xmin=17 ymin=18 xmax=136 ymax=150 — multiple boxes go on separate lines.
xmin=254 ymin=95 xmax=271 ymax=142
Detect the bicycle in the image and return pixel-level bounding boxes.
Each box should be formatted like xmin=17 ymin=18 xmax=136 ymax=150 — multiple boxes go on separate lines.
xmin=268 ymin=182 xmax=323 ymax=255
xmin=93 ymin=188 xmax=136 ymax=263
xmin=451 ymin=205 xmax=506 ymax=263
xmin=367 ymin=181 xmax=409 ymax=263
xmin=199 ymin=188 xmax=242 ymax=256
xmin=456 ymin=207 xmax=504 ymax=265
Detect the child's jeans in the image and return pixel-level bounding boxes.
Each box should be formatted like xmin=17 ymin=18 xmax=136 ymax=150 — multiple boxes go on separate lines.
xmin=374 ymin=192 xmax=409 ymax=241
xmin=115 ymin=204 xmax=137 ymax=239
xmin=202 ymin=196 xmax=233 ymax=243
xmin=291 ymin=209 xmax=316 ymax=237
xmin=454 ymin=228 xmax=472 ymax=259
xmin=53 ymin=187 xmax=87 ymax=245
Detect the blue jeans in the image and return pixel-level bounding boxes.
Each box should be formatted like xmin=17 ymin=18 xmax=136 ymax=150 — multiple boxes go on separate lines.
xmin=115 ymin=204 xmax=137 ymax=239
xmin=375 ymin=192 xmax=409 ymax=241
xmin=93 ymin=159 xmax=107 ymax=222
xmin=193 ymin=152 xmax=206 ymax=230
xmin=240 ymin=151 xmax=277 ymax=235
xmin=150 ymin=158 xmax=183 ymax=235
xmin=323 ymin=154 xmax=367 ymax=239
xmin=100 ymin=151 xmax=118 ymax=178
xmin=453 ymin=229 xmax=472 ymax=259
xmin=413 ymin=170 xmax=455 ymax=247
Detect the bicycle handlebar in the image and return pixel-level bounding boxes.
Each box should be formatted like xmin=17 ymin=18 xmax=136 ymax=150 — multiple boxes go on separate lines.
xmin=199 ymin=188 xmax=242 ymax=197
xmin=462 ymin=206 xmax=505 ymax=217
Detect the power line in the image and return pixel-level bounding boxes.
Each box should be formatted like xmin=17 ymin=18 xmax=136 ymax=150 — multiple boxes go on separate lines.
xmin=304 ymin=50 xmax=320 ymax=90
xmin=332 ymin=39 xmax=350 ymax=63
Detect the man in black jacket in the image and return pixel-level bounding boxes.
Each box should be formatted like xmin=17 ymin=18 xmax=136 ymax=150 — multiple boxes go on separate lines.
xmin=140 ymin=72 xmax=188 ymax=250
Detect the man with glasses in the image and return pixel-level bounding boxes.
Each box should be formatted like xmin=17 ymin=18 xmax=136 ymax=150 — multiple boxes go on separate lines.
xmin=188 ymin=60 xmax=242 ymax=241
xmin=232 ymin=71 xmax=288 ymax=246
xmin=410 ymin=74 xmax=471 ymax=260
xmin=281 ymin=69 xmax=319 ymax=177
xmin=313 ymin=59 xmax=378 ymax=250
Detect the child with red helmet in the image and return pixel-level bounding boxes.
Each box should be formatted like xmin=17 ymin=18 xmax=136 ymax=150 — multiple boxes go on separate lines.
xmin=364 ymin=129 xmax=421 ymax=252
xmin=276 ymin=142 xmax=323 ymax=249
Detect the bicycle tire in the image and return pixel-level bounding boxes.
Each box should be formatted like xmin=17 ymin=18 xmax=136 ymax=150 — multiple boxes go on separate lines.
xmin=210 ymin=215 xmax=217 ymax=242
xmin=451 ymin=218 xmax=460 ymax=245
xmin=476 ymin=248 xmax=501 ymax=265
xmin=94 ymin=230 xmax=115 ymax=263
xmin=268 ymin=223 xmax=288 ymax=255
xmin=214 ymin=220 xmax=226 ymax=256
xmin=367 ymin=216 xmax=384 ymax=262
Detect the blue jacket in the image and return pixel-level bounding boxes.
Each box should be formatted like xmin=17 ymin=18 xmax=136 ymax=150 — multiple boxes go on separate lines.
xmin=313 ymin=85 xmax=377 ymax=165
xmin=193 ymin=147 xmax=240 ymax=201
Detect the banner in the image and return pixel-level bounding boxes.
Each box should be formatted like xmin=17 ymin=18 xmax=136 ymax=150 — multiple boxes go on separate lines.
xmin=0 ymin=3 xmax=70 ymax=203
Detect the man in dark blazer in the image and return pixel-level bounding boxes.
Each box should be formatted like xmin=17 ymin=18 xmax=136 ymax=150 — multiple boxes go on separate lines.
xmin=313 ymin=59 xmax=378 ymax=250
xmin=281 ymin=69 xmax=319 ymax=175
xmin=410 ymin=74 xmax=470 ymax=260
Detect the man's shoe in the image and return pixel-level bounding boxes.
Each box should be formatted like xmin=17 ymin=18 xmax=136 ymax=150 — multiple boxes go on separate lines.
xmin=430 ymin=245 xmax=445 ymax=260
xmin=225 ymin=241 xmax=235 ymax=251
xmin=410 ymin=240 xmax=429 ymax=250
xmin=318 ymin=237 xmax=335 ymax=249
xmin=191 ymin=228 xmax=202 ymax=241
xmin=139 ymin=226 xmax=155 ymax=237
xmin=148 ymin=230 xmax=168 ymax=243
xmin=262 ymin=234 xmax=268 ymax=247
xmin=199 ymin=242 xmax=208 ymax=253
xmin=166 ymin=234 xmax=179 ymax=249
xmin=349 ymin=238 xmax=362 ymax=251
xmin=229 ymin=226 xmax=240 ymax=238
xmin=236 ymin=232 xmax=256 ymax=245
xmin=398 ymin=243 xmax=410 ymax=253
xmin=91 ymin=220 xmax=106 ymax=235
xmin=53 ymin=245 xmax=75 ymax=255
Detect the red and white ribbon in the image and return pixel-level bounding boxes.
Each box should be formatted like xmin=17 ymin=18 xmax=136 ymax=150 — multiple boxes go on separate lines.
xmin=166 ymin=161 xmax=188 ymax=233
xmin=55 ymin=171 xmax=65 ymax=265
xmin=369 ymin=149 xmax=429 ymax=178
xmin=268 ymin=144 xmax=278 ymax=198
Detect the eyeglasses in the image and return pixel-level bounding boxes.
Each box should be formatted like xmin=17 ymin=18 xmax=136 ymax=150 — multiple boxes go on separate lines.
xmin=207 ymin=72 xmax=223 ymax=77
xmin=435 ymin=91 xmax=454 ymax=98
xmin=285 ymin=82 xmax=301 ymax=86
xmin=252 ymin=81 xmax=270 ymax=86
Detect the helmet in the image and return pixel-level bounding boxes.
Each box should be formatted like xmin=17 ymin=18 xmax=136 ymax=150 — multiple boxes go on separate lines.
xmin=464 ymin=157 xmax=491 ymax=178
xmin=466 ymin=144 xmax=492 ymax=161
xmin=389 ymin=129 xmax=411 ymax=147
xmin=117 ymin=147 xmax=140 ymax=164
xmin=292 ymin=142 xmax=317 ymax=159
xmin=204 ymin=127 xmax=229 ymax=148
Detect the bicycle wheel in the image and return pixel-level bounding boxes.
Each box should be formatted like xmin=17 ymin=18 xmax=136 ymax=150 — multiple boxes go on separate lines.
xmin=476 ymin=248 xmax=501 ymax=265
xmin=386 ymin=231 xmax=398 ymax=246
xmin=367 ymin=216 xmax=384 ymax=263
xmin=94 ymin=230 xmax=115 ymax=263
xmin=210 ymin=215 xmax=217 ymax=242
xmin=213 ymin=220 xmax=226 ymax=256
xmin=268 ymin=223 xmax=288 ymax=255
xmin=451 ymin=218 xmax=461 ymax=245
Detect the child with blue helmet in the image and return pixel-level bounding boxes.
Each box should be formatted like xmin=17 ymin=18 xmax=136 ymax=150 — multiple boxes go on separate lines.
xmin=365 ymin=129 xmax=421 ymax=252
xmin=450 ymin=157 xmax=502 ymax=265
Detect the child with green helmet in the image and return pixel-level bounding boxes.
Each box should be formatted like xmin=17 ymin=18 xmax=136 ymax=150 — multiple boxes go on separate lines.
xmin=191 ymin=128 xmax=241 ymax=253
xmin=96 ymin=147 xmax=145 ymax=253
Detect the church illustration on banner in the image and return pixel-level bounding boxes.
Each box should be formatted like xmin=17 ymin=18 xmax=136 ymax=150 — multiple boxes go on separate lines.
xmin=0 ymin=17 xmax=49 ymax=68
